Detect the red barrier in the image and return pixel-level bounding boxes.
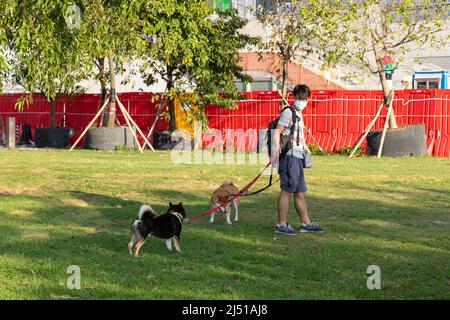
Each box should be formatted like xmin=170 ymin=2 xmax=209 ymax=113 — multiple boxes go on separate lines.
xmin=0 ymin=93 xmax=168 ymax=146
xmin=1 ymin=90 xmax=450 ymax=157
xmin=204 ymin=89 xmax=450 ymax=158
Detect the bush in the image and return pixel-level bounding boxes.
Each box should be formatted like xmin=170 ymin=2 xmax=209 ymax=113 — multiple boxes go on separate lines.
xmin=307 ymin=143 xmax=327 ymax=156
xmin=335 ymin=146 xmax=362 ymax=157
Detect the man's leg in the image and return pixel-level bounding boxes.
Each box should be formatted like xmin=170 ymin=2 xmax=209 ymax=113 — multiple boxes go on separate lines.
xmin=294 ymin=192 xmax=311 ymax=225
xmin=277 ymin=190 xmax=292 ymax=225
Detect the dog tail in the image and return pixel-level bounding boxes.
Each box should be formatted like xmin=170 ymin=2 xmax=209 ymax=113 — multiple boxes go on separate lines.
xmin=138 ymin=205 xmax=156 ymax=220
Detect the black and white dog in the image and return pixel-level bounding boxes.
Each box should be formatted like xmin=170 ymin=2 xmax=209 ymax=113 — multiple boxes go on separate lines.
xmin=128 ymin=202 xmax=186 ymax=257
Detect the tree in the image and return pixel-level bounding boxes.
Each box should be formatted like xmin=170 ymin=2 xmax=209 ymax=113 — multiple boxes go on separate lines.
xmin=0 ymin=1 xmax=14 ymax=93
xmin=137 ymin=0 xmax=258 ymax=131
xmin=321 ymin=0 xmax=450 ymax=128
xmin=80 ymin=0 xmax=144 ymax=128
xmin=6 ymin=1 xmax=90 ymax=127
xmin=256 ymin=0 xmax=327 ymax=105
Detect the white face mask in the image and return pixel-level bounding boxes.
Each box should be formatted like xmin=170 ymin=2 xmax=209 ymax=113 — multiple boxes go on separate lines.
xmin=293 ymin=99 xmax=308 ymax=111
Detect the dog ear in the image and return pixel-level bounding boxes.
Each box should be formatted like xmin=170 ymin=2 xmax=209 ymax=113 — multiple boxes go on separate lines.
xmin=169 ymin=202 xmax=173 ymax=206
xmin=178 ymin=201 xmax=183 ymax=206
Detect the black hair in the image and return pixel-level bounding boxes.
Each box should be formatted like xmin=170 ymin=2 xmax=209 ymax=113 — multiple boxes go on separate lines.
xmin=293 ymin=84 xmax=311 ymax=100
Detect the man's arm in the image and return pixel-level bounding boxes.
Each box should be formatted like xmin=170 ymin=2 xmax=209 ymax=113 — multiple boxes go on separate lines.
xmin=271 ymin=123 xmax=286 ymax=163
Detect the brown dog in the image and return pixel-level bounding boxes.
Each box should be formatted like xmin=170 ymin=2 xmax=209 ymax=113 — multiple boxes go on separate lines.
xmin=210 ymin=180 xmax=240 ymax=225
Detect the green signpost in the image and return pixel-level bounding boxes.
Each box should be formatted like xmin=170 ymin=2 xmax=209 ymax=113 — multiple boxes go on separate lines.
xmin=214 ymin=0 xmax=231 ymax=10
xmin=382 ymin=56 xmax=396 ymax=79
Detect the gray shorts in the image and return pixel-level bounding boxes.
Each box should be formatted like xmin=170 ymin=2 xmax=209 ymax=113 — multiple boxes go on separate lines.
xmin=278 ymin=155 xmax=307 ymax=193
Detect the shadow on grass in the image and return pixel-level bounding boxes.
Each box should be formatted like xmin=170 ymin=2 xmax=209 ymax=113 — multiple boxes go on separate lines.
xmin=329 ymin=181 xmax=450 ymax=203
xmin=0 ymin=190 xmax=449 ymax=299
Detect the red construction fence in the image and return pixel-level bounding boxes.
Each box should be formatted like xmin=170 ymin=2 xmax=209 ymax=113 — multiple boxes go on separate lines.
xmin=0 ymin=92 xmax=168 ymax=148
xmin=0 ymin=89 xmax=449 ymax=157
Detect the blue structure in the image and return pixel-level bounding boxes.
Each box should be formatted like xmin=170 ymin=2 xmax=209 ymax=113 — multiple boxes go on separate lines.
xmin=412 ymin=71 xmax=450 ymax=89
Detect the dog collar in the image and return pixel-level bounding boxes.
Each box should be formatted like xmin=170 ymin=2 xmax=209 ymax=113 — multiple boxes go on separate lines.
xmin=170 ymin=212 xmax=184 ymax=224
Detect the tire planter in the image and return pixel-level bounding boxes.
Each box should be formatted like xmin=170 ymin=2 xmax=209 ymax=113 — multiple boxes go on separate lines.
xmin=153 ymin=131 xmax=179 ymax=150
xmin=366 ymin=124 xmax=427 ymax=157
xmin=84 ymin=127 xmax=137 ymax=150
xmin=35 ymin=127 xmax=71 ymax=148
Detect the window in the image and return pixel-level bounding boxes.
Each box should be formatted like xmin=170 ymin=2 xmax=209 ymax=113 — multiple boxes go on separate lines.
xmin=251 ymin=79 xmax=273 ymax=91
xmin=233 ymin=0 xmax=255 ymax=18
xmin=417 ymin=81 xmax=427 ymax=89
xmin=255 ymin=0 xmax=277 ymax=13
xmin=416 ymin=79 xmax=440 ymax=89
xmin=234 ymin=78 xmax=275 ymax=91
xmin=428 ymin=81 xmax=439 ymax=89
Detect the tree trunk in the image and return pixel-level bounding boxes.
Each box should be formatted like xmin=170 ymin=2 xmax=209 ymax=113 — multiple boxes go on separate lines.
xmin=49 ymin=98 xmax=56 ymax=128
xmin=106 ymin=52 xmax=117 ymax=128
xmin=99 ymin=87 xmax=107 ymax=127
xmin=167 ymin=67 xmax=177 ymax=132
xmin=378 ymin=70 xmax=398 ymax=129
xmin=96 ymin=57 xmax=107 ymax=127
xmin=281 ymin=59 xmax=289 ymax=108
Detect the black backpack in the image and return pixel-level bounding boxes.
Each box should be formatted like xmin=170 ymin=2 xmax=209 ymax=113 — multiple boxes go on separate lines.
xmin=266 ymin=106 xmax=300 ymax=157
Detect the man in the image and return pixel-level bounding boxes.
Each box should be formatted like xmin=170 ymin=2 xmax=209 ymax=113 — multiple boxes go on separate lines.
xmin=401 ymin=76 xmax=412 ymax=90
xmin=271 ymin=84 xmax=324 ymax=235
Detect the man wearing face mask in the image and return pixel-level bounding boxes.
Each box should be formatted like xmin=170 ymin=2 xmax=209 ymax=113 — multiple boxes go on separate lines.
xmin=271 ymin=84 xmax=324 ymax=235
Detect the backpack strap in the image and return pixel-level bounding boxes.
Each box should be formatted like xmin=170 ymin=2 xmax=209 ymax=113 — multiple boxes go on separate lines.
xmin=281 ymin=106 xmax=296 ymax=135
xmin=282 ymin=106 xmax=300 ymax=146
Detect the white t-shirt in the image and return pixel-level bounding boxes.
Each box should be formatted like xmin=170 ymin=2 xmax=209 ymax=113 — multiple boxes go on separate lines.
xmin=278 ymin=107 xmax=306 ymax=159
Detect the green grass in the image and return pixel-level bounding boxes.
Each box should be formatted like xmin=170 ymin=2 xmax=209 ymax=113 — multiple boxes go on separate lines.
xmin=0 ymin=149 xmax=449 ymax=299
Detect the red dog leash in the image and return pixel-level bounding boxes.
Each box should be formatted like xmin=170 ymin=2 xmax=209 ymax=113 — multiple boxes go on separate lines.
xmin=185 ymin=161 xmax=273 ymax=222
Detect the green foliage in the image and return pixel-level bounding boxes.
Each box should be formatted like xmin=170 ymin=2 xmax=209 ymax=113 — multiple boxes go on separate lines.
xmin=114 ymin=145 xmax=137 ymax=152
xmin=335 ymin=146 xmax=362 ymax=157
xmin=315 ymin=0 xmax=449 ymax=128
xmin=257 ymin=0 xmax=326 ymax=60
xmin=306 ymin=143 xmax=327 ymax=156
xmin=6 ymin=1 xmax=92 ymax=102
xmin=3 ymin=0 xmax=143 ymax=103
xmin=308 ymin=144 xmax=363 ymax=157
xmin=0 ymin=1 xmax=14 ymax=93
xmin=80 ymin=0 xmax=145 ymax=80
xmin=137 ymin=0 xmax=259 ymax=130
xmin=256 ymin=0 xmax=334 ymax=98
xmin=14 ymin=94 xmax=33 ymax=112
xmin=4 ymin=0 xmax=258 ymax=131
xmin=320 ymin=0 xmax=450 ymax=82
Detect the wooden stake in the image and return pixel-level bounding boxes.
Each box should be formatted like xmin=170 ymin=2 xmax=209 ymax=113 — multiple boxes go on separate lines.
xmin=304 ymin=126 xmax=326 ymax=155
xmin=146 ymin=97 xmax=166 ymax=142
xmin=377 ymin=94 xmax=394 ymax=158
xmin=348 ymin=101 xmax=385 ymax=158
xmin=116 ymin=95 xmax=155 ymax=151
xmin=70 ymin=96 xmax=109 ymax=151
xmin=6 ymin=117 xmax=15 ymax=148
xmin=277 ymin=90 xmax=289 ymax=108
xmin=116 ymin=101 xmax=143 ymax=153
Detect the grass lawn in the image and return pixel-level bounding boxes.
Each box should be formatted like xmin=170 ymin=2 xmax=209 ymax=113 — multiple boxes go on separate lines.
xmin=0 ymin=148 xmax=449 ymax=299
